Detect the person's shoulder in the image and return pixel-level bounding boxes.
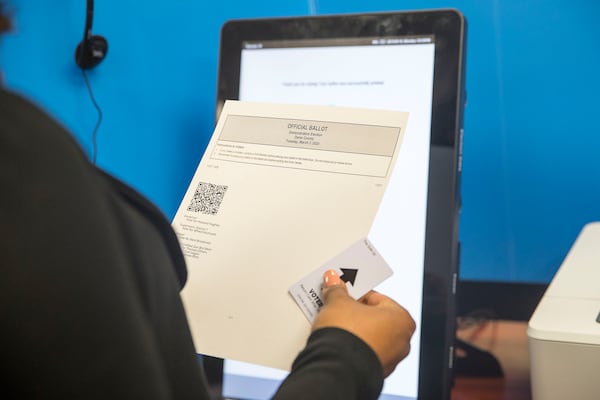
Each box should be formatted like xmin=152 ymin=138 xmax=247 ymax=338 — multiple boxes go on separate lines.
xmin=0 ymin=87 xmax=103 ymax=209
xmin=0 ymin=87 xmax=96 ymax=181
xmin=0 ymin=87 xmax=89 ymax=165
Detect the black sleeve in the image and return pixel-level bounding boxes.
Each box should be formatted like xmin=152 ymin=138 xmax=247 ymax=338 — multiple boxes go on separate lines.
xmin=273 ymin=328 xmax=384 ymax=400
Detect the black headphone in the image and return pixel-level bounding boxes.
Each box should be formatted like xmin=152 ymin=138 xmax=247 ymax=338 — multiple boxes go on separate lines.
xmin=74 ymin=0 xmax=108 ymax=69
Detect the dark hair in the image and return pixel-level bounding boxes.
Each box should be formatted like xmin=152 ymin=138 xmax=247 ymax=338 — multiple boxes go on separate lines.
xmin=0 ymin=3 xmax=11 ymax=34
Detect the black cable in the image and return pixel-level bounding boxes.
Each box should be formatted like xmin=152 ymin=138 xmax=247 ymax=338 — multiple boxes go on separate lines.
xmin=81 ymin=68 xmax=102 ymax=164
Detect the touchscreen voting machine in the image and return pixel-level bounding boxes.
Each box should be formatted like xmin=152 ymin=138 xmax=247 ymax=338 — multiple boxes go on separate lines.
xmin=208 ymin=9 xmax=466 ymax=400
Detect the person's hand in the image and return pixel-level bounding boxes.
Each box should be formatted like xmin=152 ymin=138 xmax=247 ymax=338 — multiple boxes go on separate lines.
xmin=311 ymin=270 xmax=416 ymax=377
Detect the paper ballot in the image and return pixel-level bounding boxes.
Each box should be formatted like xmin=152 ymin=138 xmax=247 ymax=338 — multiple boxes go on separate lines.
xmin=172 ymin=101 xmax=408 ymax=371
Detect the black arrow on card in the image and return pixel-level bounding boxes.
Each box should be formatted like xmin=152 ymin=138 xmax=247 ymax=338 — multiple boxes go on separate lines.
xmin=340 ymin=268 xmax=358 ymax=286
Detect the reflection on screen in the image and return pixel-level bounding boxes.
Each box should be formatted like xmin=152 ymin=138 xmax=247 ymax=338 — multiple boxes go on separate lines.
xmin=224 ymin=37 xmax=435 ymax=400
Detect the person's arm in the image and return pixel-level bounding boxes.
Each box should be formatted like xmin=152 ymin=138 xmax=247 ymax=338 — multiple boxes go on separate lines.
xmin=273 ymin=270 xmax=415 ymax=400
xmin=273 ymin=328 xmax=384 ymax=400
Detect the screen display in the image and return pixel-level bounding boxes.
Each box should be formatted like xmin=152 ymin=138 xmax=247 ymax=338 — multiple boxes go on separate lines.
xmin=222 ymin=36 xmax=436 ymax=400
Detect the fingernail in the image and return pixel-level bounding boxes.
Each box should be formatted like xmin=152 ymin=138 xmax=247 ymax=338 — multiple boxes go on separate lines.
xmin=323 ymin=269 xmax=343 ymax=287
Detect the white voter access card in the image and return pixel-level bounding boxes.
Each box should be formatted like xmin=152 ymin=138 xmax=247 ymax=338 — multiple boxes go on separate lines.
xmin=289 ymin=237 xmax=394 ymax=322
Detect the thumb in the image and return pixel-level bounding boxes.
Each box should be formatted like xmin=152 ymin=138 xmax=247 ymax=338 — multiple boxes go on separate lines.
xmin=321 ymin=269 xmax=350 ymax=304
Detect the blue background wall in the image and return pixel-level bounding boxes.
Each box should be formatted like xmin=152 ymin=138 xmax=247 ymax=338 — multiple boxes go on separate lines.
xmin=1 ymin=0 xmax=599 ymax=284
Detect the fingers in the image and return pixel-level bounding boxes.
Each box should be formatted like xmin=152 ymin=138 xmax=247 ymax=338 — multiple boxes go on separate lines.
xmin=323 ymin=269 xmax=344 ymax=288
xmin=361 ymin=291 xmax=417 ymax=334
xmin=360 ymin=290 xmax=385 ymax=305
xmin=321 ymin=270 xmax=349 ymax=304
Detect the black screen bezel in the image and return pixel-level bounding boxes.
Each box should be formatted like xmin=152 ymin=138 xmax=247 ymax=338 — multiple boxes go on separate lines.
xmin=213 ymin=9 xmax=466 ymax=400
